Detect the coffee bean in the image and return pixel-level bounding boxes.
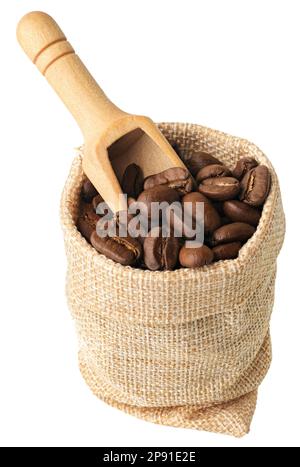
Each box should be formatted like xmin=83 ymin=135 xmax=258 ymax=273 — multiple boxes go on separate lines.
xmin=212 ymin=222 xmax=256 ymax=245
xmin=212 ymin=242 xmax=241 ymax=261
xmin=239 ymin=165 xmax=271 ymax=206
xmin=97 ymin=210 xmax=136 ymax=239
xmin=232 ymin=157 xmax=258 ymax=180
xmin=90 ymin=230 xmax=142 ymax=266
xmin=77 ymin=203 xmax=100 ymax=241
xmin=182 ymin=192 xmax=221 ymax=234
xmin=126 ymin=198 xmax=150 ymax=240
xmin=223 ymin=200 xmax=261 ymax=226
xmin=137 ymin=185 xmax=180 ymax=216
xmin=81 ymin=158 xmax=270 ymax=269
xmin=185 ymin=151 xmax=222 ymax=176
xmin=196 ymin=164 xmax=231 ymax=183
xmin=199 ymin=177 xmax=240 ymax=201
xmin=92 ymin=194 xmax=104 ymax=212
xmin=179 ymin=243 xmax=214 ymax=268
xmin=127 ymin=196 xmax=136 ymax=207
xmin=143 ymin=227 xmax=180 ymax=270
xmin=81 ymin=178 xmax=98 ymax=202
xmin=121 ymin=163 xmax=144 ymax=199
xmin=167 ymin=202 xmax=199 ymax=239
xmin=144 ymin=167 xmax=193 ymax=195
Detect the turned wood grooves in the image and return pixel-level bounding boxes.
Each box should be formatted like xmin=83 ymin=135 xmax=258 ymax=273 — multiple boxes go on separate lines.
xmin=34 ymin=39 xmax=75 ymax=76
xmin=33 ymin=37 xmax=66 ymax=62
xmin=33 ymin=37 xmax=75 ymax=75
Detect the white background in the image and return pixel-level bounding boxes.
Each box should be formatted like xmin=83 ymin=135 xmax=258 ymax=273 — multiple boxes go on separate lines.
xmin=0 ymin=0 xmax=299 ymax=448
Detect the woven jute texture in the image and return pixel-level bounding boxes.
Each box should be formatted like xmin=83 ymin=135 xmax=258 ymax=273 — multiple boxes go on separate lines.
xmin=60 ymin=122 xmax=285 ymax=437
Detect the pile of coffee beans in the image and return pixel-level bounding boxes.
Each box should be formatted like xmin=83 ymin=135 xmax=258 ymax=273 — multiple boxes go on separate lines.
xmin=77 ymin=148 xmax=271 ymax=270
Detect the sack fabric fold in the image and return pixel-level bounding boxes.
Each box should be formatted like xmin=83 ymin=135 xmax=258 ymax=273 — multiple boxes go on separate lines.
xmin=60 ymin=122 xmax=285 ymax=437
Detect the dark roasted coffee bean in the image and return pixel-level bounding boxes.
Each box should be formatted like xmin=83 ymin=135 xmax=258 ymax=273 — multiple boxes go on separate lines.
xmin=212 ymin=242 xmax=241 ymax=261
xmin=239 ymin=165 xmax=271 ymax=206
xmin=232 ymin=157 xmax=258 ymax=180
xmin=97 ymin=210 xmax=137 ymax=239
xmin=84 ymin=162 xmax=268 ymax=269
xmin=185 ymin=151 xmax=222 ymax=176
xmin=166 ymin=204 xmax=192 ymax=239
xmin=90 ymin=230 xmax=142 ymax=266
xmin=137 ymin=185 xmax=180 ymax=217
xmin=81 ymin=179 xmax=98 ymax=202
xmin=144 ymin=167 xmax=193 ymax=195
xmin=92 ymin=194 xmax=104 ymax=212
xmin=212 ymin=222 xmax=255 ymax=245
xmin=167 ymin=203 xmax=198 ymax=239
xmin=199 ymin=176 xmax=240 ymax=201
xmin=182 ymin=192 xmax=221 ymax=234
xmin=143 ymin=227 xmax=180 ymax=270
xmin=127 ymin=196 xmax=136 ymax=207
xmin=196 ymin=164 xmax=231 ymax=183
xmin=127 ymin=199 xmax=150 ymax=239
xmin=179 ymin=243 xmax=214 ymax=268
xmin=137 ymin=234 xmax=146 ymax=245
xmin=77 ymin=203 xmax=100 ymax=241
xmin=77 ymin=217 xmax=95 ymax=242
xmin=223 ymin=200 xmax=261 ymax=226
xmin=121 ymin=163 xmax=144 ymax=199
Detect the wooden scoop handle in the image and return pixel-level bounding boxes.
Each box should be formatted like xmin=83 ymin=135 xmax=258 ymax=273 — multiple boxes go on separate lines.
xmin=17 ymin=11 xmax=127 ymax=140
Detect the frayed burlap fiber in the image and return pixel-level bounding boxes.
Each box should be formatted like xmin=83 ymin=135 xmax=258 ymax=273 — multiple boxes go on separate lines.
xmin=60 ymin=123 xmax=285 ymax=437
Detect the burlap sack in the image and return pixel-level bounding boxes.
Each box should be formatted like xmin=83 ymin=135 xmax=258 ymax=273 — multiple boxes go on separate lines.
xmin=60 ymin=122 xmax=285 ymax=437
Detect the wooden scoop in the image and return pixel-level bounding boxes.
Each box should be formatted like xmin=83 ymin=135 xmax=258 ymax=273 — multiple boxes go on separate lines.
xmin=17 ymin=11 xmax=186 ymax=213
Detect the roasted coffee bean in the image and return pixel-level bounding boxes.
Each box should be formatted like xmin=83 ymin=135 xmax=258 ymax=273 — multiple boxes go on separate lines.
xmin=232 ymin=157 xmax=258 ymax=180
xmin=81 ymin=159 xmax=270 ymax=269
xmin=223 ymin=200 xmax=261 ymax=226
xmin=239 ymin=165 xmax=271 ymax=206
xmin=167 ymin=203 xmax=198 ymax=239
xmin=212 ymin=222 xmax=256 ymax=245
xmin=137 ymin=185 xmax=180 ymax=216
xmin=179 ymin=243 xmax=214 ymax=268
xmin=166 ymin=204 xmax=189 ymax=238
xmin=185 ymin=151 xmax=222 ymax=176
xmin=196 ymin=164 xmax=231 ymax=183
xmin=81 ymin=178 xmax=98 ymax=202
xmin=199 ymin=176 xmax=240 ymax=201
xmin=212 ymin=242 xmax=241 ymax=261
xmin=97 ymin=210 xmax=137 ymax=239
xmin=127 ymin=196 xmax=136 ymax=207
xmin=121 ymin=163 xmax=144 ymax=199
xmin=143 ymin=227 xmax=180 ymax=270
xmin=90 ymin=230 xmax=142 ymax=266
xmin=182 ymin=192 xmax=221 ymax=234
xmin=77 ymin=203 xmax=100 ymax=241
xmin=92 ymin=194 xmax=104 ymax=212
xmin=126 ymin=198 xmax=150 ymax=239
xmin=144 ymin=167 xmax=193 ymax=195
